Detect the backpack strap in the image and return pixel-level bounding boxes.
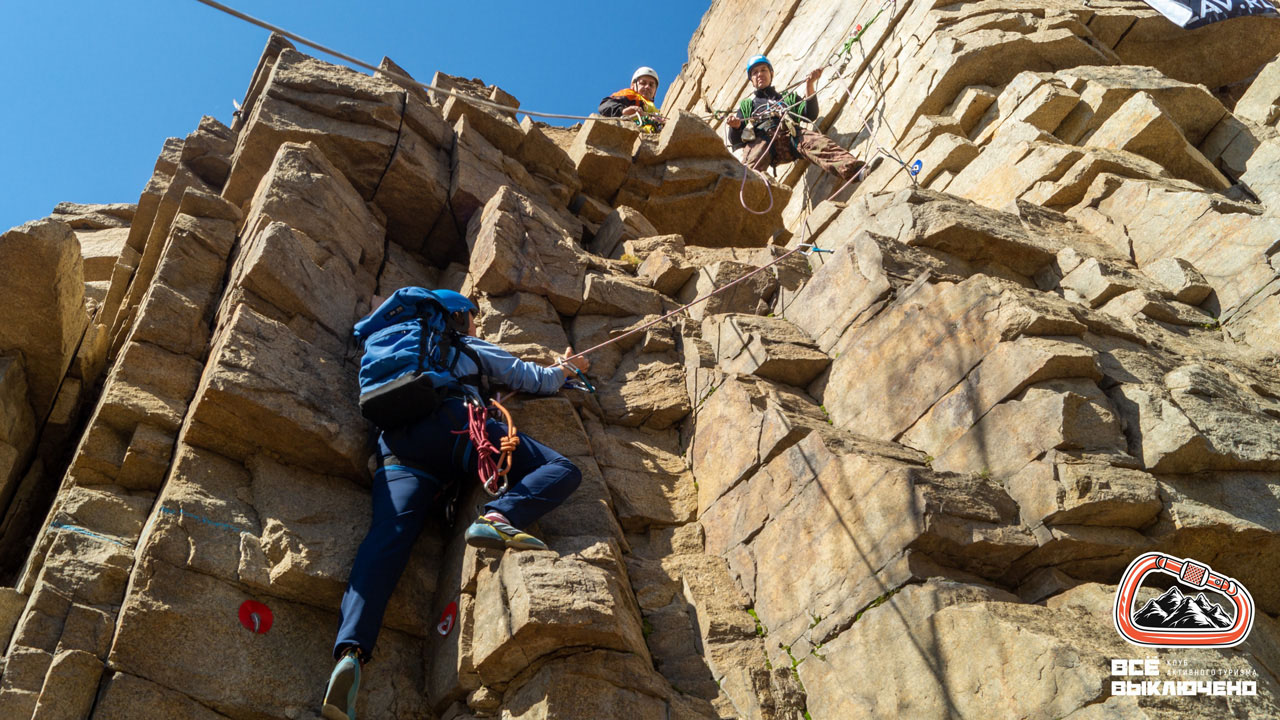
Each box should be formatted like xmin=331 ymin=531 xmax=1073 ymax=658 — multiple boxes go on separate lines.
xmin=414 ymin=297 xmax=450 ymax=373
xmin=415 ymin=314 xmax=429 ymax=374
xmin=451 ymin=334 xmax=493 ymax=403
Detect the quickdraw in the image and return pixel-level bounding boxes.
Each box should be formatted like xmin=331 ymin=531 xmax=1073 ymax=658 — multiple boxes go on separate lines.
xmin=838 ymin=3 xmax=891 ymax=59
xmin=633 ymin=112 xmax=666 ymax=134
xmin=564 ymin=362 xmax=596 ymax=394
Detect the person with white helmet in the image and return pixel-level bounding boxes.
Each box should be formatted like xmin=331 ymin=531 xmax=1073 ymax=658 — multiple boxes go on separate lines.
xmin=727 ymin=54 xmax=864 ymax=183
xmin=598 ymin=66 xmax=665 ymax=132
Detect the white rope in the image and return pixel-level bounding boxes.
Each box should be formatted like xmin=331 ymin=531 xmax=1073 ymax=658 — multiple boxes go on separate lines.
xmin=193 ymin=0 xmax=638 ymax=124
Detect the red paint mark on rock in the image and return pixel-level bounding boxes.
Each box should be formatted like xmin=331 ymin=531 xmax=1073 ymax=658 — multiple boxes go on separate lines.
xmin=239 ymin=600 xmax=274 ymax=634
xmin=437 ymin=601 xmax=458 ymax=636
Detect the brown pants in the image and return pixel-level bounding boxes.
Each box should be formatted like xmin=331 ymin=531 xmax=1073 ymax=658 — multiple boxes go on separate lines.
xmin=743 ymin=127 xmax=864 ymax=181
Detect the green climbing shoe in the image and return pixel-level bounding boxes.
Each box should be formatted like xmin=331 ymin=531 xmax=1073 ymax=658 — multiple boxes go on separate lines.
xmin=322 ymin=648 xmax=361 ymax=720
xmin=464 ymin=516 xmax=548 ymax=551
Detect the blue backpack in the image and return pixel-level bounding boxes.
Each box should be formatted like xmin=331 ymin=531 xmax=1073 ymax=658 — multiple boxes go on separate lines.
xmin=353 ymin=287 xmax=487 ymax=429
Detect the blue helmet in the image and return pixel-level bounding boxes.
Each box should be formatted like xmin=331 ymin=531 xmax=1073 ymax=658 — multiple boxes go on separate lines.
xmin=432 ymin=289 xmax=476 ymax=314
xmin=746 ymin=54 xmax=772 ymax=77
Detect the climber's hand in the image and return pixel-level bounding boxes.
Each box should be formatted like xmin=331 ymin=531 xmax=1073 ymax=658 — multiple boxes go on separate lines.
xmin=562 ymin=347 xmax=590 ymax=374
xmin=727 ymin=115 xmax=743 ymax=129
xmin=622 ymin=106 xmax=642 ymax=117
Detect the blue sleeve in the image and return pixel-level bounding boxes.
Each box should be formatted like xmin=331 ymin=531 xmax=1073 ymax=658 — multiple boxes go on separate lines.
xmin=459 ymin=338 xmax=567 ymax=395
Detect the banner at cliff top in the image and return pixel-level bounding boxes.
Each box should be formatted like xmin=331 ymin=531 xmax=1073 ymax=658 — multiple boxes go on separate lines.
xmin=1142 ymin=0 xmax=1278 ymax=29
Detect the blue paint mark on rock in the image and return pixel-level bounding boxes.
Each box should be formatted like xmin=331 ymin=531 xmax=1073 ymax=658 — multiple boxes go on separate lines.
xmin=159 ymin=505 xmax=247 ymax=534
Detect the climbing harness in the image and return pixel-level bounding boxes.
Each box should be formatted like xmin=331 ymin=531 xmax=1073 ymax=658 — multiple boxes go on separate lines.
xmin=737 ymin=116 xmax=788 ymax=215
xmin=193 ymin=0 xmax=657 ymax=126
xmin=736 ymin=97 xmax=818 ymax=214
xmin=454 ymin=396 xmax=517 ymax=497
xmin=606 ymin=88 xmax=666 ymax=132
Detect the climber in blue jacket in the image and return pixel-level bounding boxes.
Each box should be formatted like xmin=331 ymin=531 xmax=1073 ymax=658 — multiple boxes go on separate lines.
xmin=322 ymin=289 xmax=588 ymax=720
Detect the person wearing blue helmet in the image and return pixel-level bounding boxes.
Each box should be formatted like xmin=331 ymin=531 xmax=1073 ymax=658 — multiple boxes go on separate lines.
xmin=726 ymin=54 xmax=864 ymax=183
xmin=322 ymin=288 xmax=589 ymax=720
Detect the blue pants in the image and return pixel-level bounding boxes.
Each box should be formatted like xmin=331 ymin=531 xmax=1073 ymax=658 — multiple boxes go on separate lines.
xmin=333 ymin=397 xmax=581 ymax=660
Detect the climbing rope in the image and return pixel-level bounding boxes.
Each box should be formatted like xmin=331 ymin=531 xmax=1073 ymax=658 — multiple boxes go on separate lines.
xmin=738 ymin=156 xmax=775 ymax=215
xmin=558 ymin=240 xmax=827 ymax=369
xmin=454 ymin=397 xmax=517 ymax=496
xmin=831 ymin=1 xmax=894 ymax=68
xmin=195 ymin=0 xmax=885 ymax=390
xmin=845 ymin=3 xmax=918 ymax=188
xmin=709 ymin=0 xmax=922 ymax=196
xmin=702 ymin=0 xmax=899 ymax=123
xmin=193 ymin=0 xmax=644 ymax=125
xmin=737 ymin=109 xmax=793 ymax=215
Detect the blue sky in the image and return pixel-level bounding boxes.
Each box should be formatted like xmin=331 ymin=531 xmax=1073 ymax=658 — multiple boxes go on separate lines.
xmin=0 ymin=0 xmax=709 ymax=231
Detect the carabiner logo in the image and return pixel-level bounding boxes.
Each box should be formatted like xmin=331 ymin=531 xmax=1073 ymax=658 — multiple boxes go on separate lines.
xmin=1114 ymin=552 xmax=1254 ymax=648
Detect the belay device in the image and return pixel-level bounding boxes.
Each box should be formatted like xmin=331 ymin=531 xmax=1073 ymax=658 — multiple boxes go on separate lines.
xmin=353 ymin=287 xmax=486 ymax=430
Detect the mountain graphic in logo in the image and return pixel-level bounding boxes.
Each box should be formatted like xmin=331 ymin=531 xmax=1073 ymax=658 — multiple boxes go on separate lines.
xmin=1133 ymin=587 xmax=1234 ymax=629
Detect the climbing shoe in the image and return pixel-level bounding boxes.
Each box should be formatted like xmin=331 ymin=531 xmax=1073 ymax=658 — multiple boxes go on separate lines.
xmin=322 ymin=648 xmax=361 ymax=720
xmin=464 ymin=516 xmax=548 ymax=551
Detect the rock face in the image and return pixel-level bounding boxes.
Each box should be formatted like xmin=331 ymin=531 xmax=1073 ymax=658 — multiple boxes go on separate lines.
xmin=1 ymin=4 xmax=1279 ymax=719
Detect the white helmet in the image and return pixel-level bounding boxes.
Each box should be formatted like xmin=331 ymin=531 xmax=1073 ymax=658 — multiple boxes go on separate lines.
xmin=632 ymin=66 xmax=659 ymax=86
